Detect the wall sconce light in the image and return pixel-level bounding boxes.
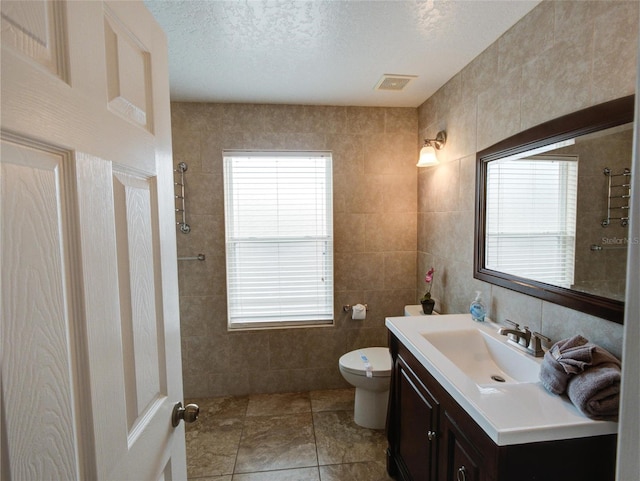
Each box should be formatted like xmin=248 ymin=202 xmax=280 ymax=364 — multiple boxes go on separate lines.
xmin=417 ymin=130 xmax=447 ymax=167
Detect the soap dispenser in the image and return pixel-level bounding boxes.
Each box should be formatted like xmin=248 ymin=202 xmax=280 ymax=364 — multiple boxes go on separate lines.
xmin=470 ymin=291 xmax=486 ymax=322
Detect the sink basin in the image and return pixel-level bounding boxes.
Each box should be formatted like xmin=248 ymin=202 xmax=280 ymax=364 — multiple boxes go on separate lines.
xmin=422 ymin=328 xmax=540 ymax=385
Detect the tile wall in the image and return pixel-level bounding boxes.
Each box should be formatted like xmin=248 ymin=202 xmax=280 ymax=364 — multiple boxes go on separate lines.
xmin=416 ymin=0 xmax=639 ymax=358
xmin=171 ymin=104 xmax=418 ymax=397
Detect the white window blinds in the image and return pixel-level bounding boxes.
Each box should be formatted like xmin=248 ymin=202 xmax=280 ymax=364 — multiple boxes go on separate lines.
xmin=223 ymin=151 xmax=334 ymax=329
xmin=485 ymin=155 xmax=578 ymax=288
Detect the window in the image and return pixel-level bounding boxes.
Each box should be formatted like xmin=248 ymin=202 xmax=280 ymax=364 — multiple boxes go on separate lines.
xmin=223 ymin=151 xmax=333 ymax=329
xmin=485 ymin=155 xmax=578 ymax=288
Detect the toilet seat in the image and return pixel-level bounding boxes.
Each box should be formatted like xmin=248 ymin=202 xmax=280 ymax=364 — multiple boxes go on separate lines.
xmin=339 ymin=347 xmax=391 ymax=377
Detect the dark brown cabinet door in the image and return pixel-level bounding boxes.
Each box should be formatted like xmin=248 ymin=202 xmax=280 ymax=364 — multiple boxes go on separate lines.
xmin=396 ymin=357 xmax=439 ymax=481
xmin=440 ymin=412 xmax=481 ymax=481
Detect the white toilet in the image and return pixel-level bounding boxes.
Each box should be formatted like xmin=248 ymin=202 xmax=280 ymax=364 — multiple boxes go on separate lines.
xmin=338 ymin=347 xmax=392 ymax=429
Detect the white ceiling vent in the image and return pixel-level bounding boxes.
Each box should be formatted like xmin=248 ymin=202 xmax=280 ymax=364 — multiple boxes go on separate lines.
xmin=374 ymin=74 xmax=417 ymax=92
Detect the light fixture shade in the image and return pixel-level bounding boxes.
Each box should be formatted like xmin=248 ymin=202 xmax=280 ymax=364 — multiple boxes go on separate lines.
xmin=417 ymin=145 xmax=438 ymax=166
xmin=417 ymin=130 xmax=446 ymax=167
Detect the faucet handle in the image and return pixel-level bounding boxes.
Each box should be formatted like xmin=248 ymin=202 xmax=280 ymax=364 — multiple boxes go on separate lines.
xmin=504 ymin=319 xmax=520 ymax=330
xmin=532 ymin=331 xmax=551 ymax=343
xmin=529 ymin=331 xmax=551 ymax=357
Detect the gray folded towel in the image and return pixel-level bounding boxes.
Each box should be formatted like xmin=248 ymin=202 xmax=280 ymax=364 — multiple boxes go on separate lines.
xmin=539 ymin=335 xmax=592 ymax=394
xmin=566 ymin=347 xmax=621 ymax=421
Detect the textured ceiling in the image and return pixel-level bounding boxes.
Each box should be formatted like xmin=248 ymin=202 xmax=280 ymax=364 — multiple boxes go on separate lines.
xmin=144 ymin=0 xmax=540 ymax=107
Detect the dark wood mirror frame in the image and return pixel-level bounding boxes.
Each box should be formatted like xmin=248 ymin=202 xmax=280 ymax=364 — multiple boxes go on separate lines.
xmin=474 ymin=95 xmax=634 ymax=325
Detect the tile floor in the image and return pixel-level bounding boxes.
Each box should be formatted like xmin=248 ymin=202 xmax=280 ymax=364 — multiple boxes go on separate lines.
xmin=185 ymin=388 xmax=394 ymax=481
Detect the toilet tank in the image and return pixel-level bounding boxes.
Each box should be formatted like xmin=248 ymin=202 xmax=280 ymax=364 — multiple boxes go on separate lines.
xmin=404 ymin=304 xmax=439 ymax=316
xmin=404 ymin=305 xmax=423 ymax=316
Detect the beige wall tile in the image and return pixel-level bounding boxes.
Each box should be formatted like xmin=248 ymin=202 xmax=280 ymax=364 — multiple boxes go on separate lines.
xmin=364 ymin=213 xmax=416 ymax=252
xmin=249 ymin=368 xmax=346 ymax=394
xmin=361 ymin=289 xmax=415 ymax=325
xmin=186 ymin=173 xmax=223 ymax=216
xmin=441 ymin=98 xmax=477 ymax=164
xmin=476 ymin=65 xmax=522 ymax=150
xmin=181 ymin=256 xmax=226 ymax=297
xmin=364 ymin=132 xmax=417 ymax=175
xmin=382 ymin=174 xmax=417 ymax=213
xmin=262 ymin=104 xmax=311 ymax=133
xmin=384 ymin=107 xmax=418 ymax=134
xmin=345 ymin=107 xmax=385 ymax=134
xmin=460 ymin=42 xmax=499 ymax=104
xmin=333 ymin=213 xmax=367 ymax=253
xmin=520 ymin=40 xmax=592 ymax=130
xmin=222 ymin=104 xmax=266 ymax=132
xmin=384 ymin=252 xmax=416 ymax=290
xmin=334 ymin=252 xmax=385 ymax=292
xmin=307 ymin=106 xmax=348 ymax=133
xmin=268 ymin=329 xmax=346 ymax=370
xmin=458 ymin=155 xmax=477 ymax=213
xmin=542 ymin=302 xmax=624 ymax=359
xmin=200 ymin=131 xmax=225 ymax=173
xmin=172 ymin=129 xmax=202 ymax=171
xmin=592 ymin=0 xmax=639 ymax=103
xmin=209 ymin=371 xmax=252 ymax=397
xmin=496 ymin=1 xmax=554 ymax=75
xmin=176 ymin=213 xmax=224 ymax=258
xmin=336 ymin=174 xmax=385 ymax=214
xmin=344 ymin=327 xmax=389 ymax=351
xmin=171 ymin=101 xmax=223 ymax=133
xmin=179 ymin=295 xmax=222 ymax=337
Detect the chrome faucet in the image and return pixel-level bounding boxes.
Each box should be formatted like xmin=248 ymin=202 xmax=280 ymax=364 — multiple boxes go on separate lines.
xmin=497 ymin=320 xmax=550 ymax=357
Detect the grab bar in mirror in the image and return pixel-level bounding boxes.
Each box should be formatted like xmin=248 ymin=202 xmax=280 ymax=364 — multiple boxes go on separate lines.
xmin=602 ymin=167 xmax=631 ymax=227
xmin=590 ymin=244 xmax=627 ymax=251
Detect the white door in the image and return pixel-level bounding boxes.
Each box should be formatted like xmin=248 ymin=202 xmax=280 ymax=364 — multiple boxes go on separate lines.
xmin=1 ymin=1 xmax=189 ymax=480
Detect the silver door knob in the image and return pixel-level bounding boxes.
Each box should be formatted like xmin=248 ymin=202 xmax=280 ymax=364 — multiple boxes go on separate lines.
xmin=171 ymin=401 xmax=199 ymax=427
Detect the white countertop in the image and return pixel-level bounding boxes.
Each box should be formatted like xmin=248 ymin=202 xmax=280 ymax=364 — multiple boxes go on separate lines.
xmin=385 ymin=314 xmax=619 ymax=446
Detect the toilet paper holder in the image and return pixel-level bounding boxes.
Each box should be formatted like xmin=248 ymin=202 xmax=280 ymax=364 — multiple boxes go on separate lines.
xmin=343 ymin=304 xmax=369 ymax=312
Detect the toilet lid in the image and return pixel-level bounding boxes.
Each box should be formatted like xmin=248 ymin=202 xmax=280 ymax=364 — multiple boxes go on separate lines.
xmin=339 ymin=347 xmax=392 ymax=377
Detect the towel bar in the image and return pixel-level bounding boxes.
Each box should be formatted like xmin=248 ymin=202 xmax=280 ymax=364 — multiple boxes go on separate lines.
xmin=178 ymin=254 xmax=205 ymax=261
xmin=174 ymin=162 xmax=190 ymax=233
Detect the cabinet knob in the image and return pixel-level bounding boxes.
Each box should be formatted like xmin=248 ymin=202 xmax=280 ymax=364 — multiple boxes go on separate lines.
xmin=457 ymin=466 xmax=467 ymax=481
xmin=427 ymin=430 xmax=436 ymax=441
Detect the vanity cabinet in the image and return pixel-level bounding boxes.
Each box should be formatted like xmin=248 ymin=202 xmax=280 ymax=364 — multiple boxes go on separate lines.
xmin=386 ymin=333 xmax=617 ymax=481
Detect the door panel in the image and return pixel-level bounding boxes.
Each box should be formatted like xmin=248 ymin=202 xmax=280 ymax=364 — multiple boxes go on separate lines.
xmin=1 ymin=1 xmax=186 ymax=479
xmin=113 ymin=171 xmax=165 ymax=428
xmin=72 ymin=151 xmax=127 ymax=479
xmin=1 ymin=138 xmax=79 ymax=481
xmin=104 ymin=7 xmax=154 ymax=131
xmin=0 ymin=0 xmax=68 ymax=79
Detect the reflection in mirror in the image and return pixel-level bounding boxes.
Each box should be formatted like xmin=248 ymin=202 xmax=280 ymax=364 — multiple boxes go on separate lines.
xmin=485 ymin=153 xmax=579 ymax=289
xmin=475 ymin=96 xmax=634 ymax=324
xmin=568 ymin=123 xmax=632 ymax=302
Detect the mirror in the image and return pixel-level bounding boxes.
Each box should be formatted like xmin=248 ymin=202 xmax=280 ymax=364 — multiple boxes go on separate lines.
xmin=475 ymin=95 xmax=634 ymax=324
